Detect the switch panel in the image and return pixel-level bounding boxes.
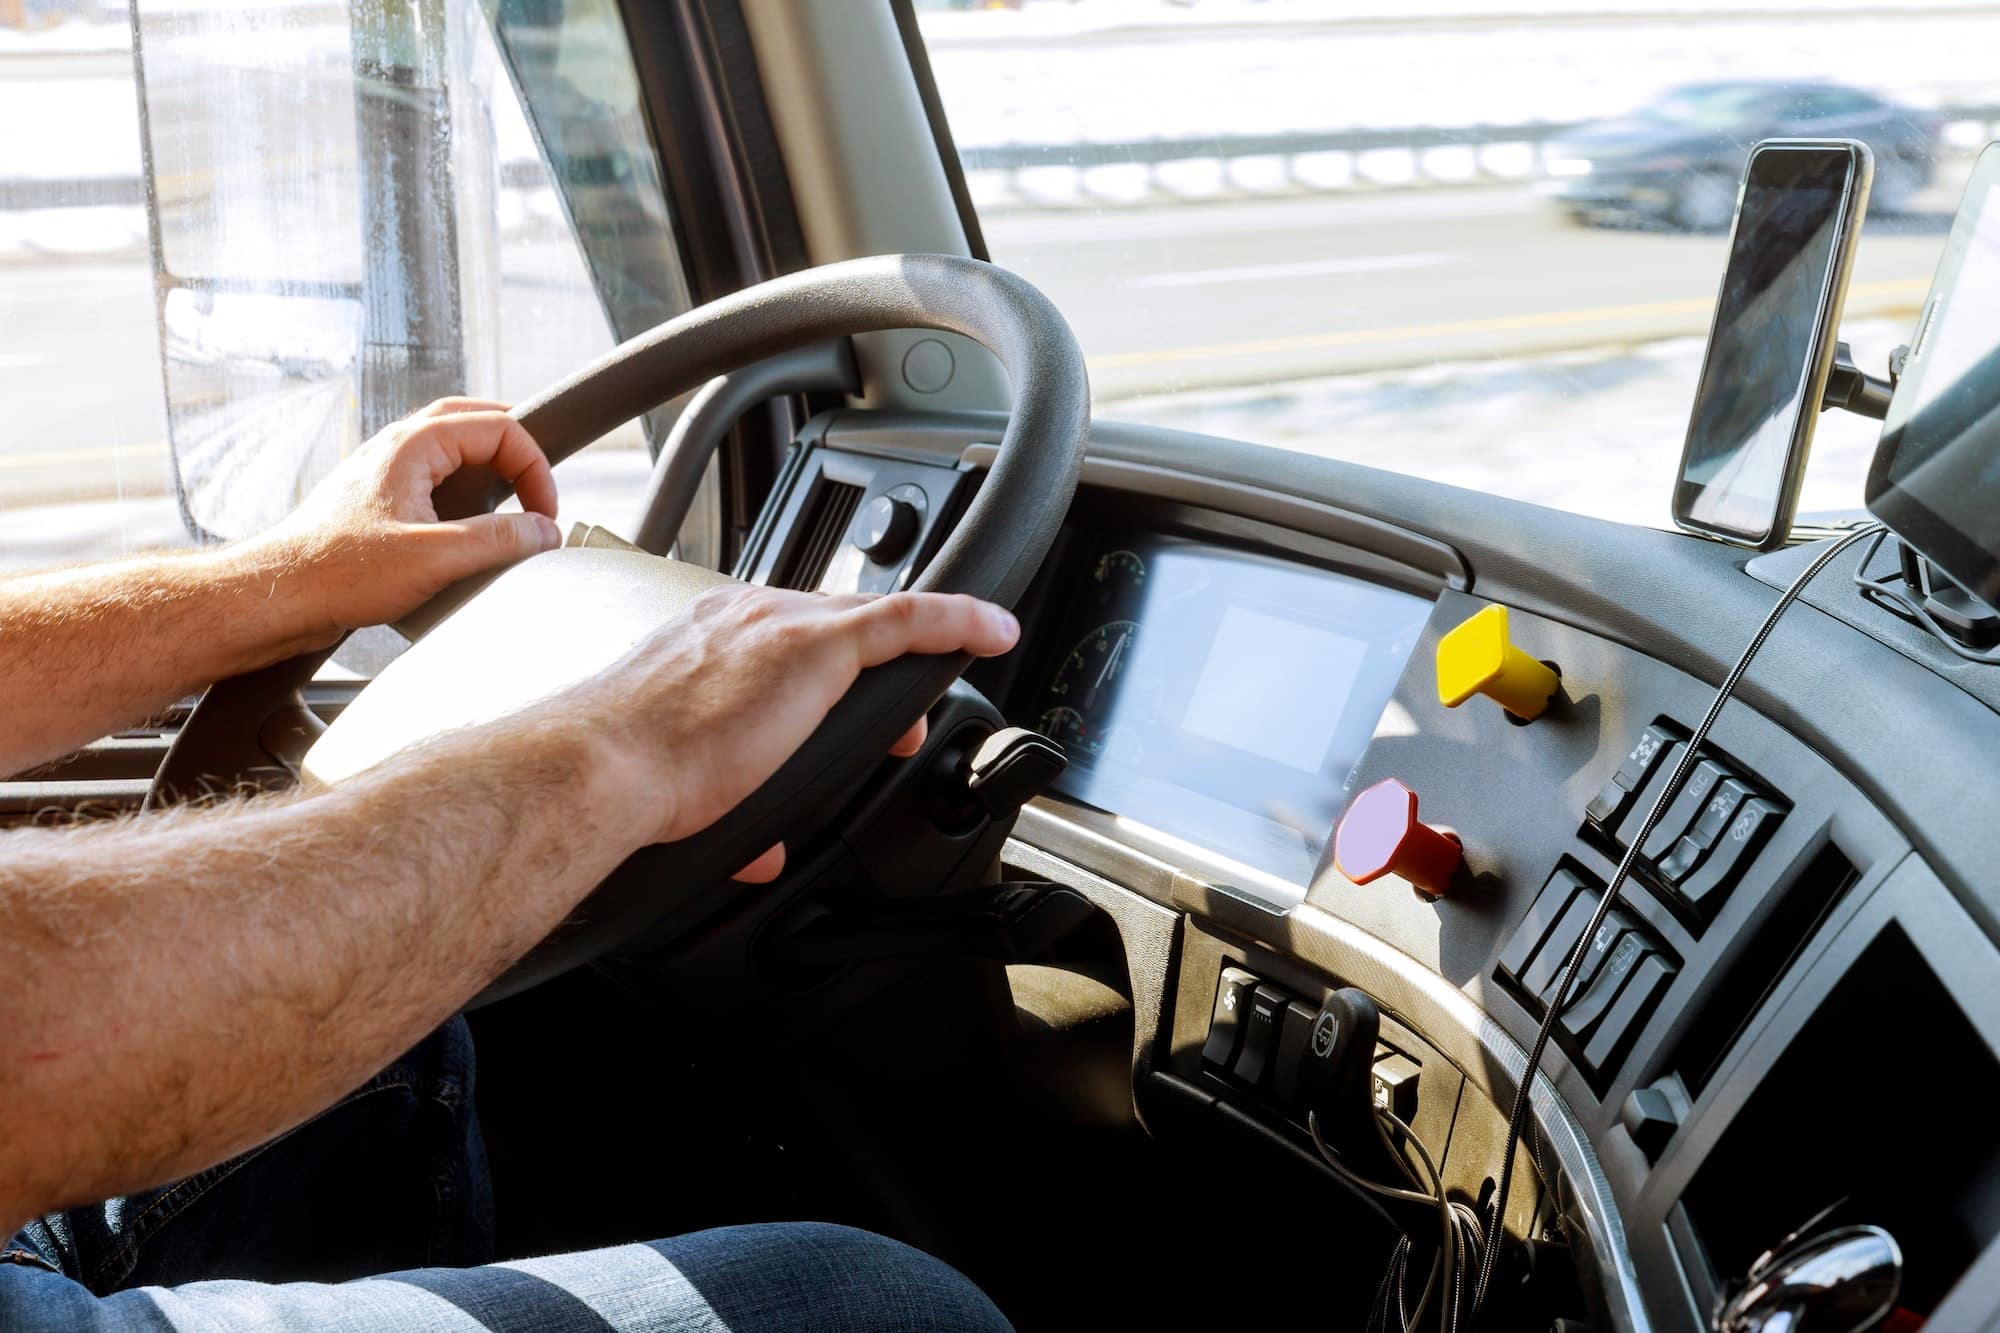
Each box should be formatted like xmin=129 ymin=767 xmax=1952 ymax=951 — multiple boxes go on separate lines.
xmin=1586 ymin=720 xmax=1789 ymax=931
xmin=1499 ymin=863 xmax=1679 ymax=1085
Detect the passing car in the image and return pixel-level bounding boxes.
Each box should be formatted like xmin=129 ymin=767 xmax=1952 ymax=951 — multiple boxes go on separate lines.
xmin=1542 ymin=81 xmax=1940 ymax=229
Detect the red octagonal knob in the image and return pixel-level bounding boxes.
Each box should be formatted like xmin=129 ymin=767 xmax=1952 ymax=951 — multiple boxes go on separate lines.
xmin=1334 ymin=778 xmax=1462 ymax=900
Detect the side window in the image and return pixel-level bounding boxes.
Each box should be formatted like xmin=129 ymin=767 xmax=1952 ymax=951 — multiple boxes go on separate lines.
xmin=1 ymin=0 xmax=687 ymax=573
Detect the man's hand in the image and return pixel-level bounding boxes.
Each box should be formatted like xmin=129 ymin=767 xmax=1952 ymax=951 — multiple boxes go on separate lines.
xmin=573 ymin=585 xmax=1021 ymax=876
xmin=244 ymin=397 xmax=563 ymax=639
xmin=0 ymin=581 xmax=1021 ymax=1230
xmin=0 ymin=398 xmax=562 ymax=777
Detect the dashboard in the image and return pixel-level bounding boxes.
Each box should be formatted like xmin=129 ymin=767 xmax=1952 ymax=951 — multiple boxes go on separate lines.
xmin=741 ymin=411 xmax=2000 ymax=1330
xmin=1012 ymin=530 xmax=1429 ymax=885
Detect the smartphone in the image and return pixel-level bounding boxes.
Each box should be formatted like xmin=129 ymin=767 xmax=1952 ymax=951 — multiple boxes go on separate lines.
xmin=1673 ymin=140 xmax=1873 ymax=548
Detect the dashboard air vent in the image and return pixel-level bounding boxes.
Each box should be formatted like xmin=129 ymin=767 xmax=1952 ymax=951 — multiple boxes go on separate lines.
xmin=774 ymin=479 xmax=863 ymax=590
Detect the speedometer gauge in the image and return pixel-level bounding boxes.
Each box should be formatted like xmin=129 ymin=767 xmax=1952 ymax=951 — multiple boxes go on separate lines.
xmin=1040 ymin=619 xmax=1145 ymax=759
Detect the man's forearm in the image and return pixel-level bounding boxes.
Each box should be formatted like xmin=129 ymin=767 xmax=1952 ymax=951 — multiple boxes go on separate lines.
xmin=0 ymin=709 xmax=650 ymax=1234
xmin=0 ymin=539 xmax=327 ymax=776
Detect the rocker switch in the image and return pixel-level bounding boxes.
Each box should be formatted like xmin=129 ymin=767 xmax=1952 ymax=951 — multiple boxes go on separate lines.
xmin=1231 ymin=984 xmax=1290 ymax=1089
xmin=1202 ymin=967 xmax=1261 ymax=1070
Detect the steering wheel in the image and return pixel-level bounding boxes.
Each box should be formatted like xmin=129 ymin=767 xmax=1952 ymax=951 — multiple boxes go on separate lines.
xmin=152 ymin=254 xmax=1088 ymax=1001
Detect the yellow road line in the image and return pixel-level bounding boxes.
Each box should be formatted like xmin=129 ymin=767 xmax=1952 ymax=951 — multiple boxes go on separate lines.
xmin=0 ymin=441 xmax=169 ymax=472
xmin=1085 ymin=276 xmax=1932 ymax=372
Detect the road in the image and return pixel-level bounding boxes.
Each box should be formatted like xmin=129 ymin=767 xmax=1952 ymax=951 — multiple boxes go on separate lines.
xmin=987 ymin=182 xmax=1957 ymax=402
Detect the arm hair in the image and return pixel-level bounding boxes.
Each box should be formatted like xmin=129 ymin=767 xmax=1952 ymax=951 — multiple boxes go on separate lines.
xmin=0 ymin=545 xmax=328 ymax=778
xmin=0 ymin=708 xmax=649 ymax=1234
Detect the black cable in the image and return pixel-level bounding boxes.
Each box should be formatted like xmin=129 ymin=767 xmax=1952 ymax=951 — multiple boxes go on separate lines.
xmin=1311 ymin=1109 xmax=1442 ymax=1332
xmin=1382 ymin=1107 xmax=1459 ymax=1333
xmin=1471 ymin=523 xmax=1887 ymax=1316
xmin=1314 ymin=1104 xmax=1481 ymax=1333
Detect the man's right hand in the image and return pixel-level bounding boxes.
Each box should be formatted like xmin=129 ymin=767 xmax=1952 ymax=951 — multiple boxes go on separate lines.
xmin=574 ymin=584 xmax=1020 ymax=862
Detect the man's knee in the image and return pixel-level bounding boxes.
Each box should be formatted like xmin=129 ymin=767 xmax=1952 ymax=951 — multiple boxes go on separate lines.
xmin=647 ymin=1221 xmax=1011 ymax=1333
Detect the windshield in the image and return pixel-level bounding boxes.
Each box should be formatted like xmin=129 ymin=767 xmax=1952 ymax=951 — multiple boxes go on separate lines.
xmin=1643 ymin=87 xmax=1776 ymax=127
xmin=918 ymin=2 xmax=1984 ymax=529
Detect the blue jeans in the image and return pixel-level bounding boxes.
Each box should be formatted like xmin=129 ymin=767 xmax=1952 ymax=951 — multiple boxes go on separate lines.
xmin=0 ymin=1021 xmax=1009 ymax=1332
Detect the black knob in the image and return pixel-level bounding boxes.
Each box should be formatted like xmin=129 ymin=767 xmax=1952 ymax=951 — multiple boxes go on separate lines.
xmin=854 ymin=494 xmax=919 ymax=565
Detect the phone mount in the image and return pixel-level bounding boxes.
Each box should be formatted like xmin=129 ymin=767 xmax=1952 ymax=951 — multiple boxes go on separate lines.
xmin=1822 ymin=339 xmax=2000 ymax=654
xmin=1854 ymin=528 xmax=2000 ymax=654
xmin=1820 ymin=340 xmax=1900 ymax=422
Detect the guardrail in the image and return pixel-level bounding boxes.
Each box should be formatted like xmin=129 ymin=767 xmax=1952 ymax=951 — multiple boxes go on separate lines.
xmin=957 ymin=107 xmax=2000 ymax=206
xmin=9 ymin=110 xmax=2000 ymax=213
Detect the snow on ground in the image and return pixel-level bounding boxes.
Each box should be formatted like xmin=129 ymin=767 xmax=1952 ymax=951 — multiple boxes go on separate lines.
xmin=922 ymin=3 xmax=2000 ymax=150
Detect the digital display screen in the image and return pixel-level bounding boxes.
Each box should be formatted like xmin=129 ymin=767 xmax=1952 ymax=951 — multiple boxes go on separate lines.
xmin=1868 ymin=163 xmax=2000 ymax=609
xmin=1678 ymin=148 xmax=1854 ymax=540
xmin=1029 ymin=534 xmax=1431 ymax=885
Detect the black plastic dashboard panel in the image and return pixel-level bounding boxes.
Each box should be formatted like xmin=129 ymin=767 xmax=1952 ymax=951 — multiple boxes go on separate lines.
xmin=805 ymin=408 xmax=2000 ymax=1327
xmin=827 ymin=409 xmax=2000 ymax=934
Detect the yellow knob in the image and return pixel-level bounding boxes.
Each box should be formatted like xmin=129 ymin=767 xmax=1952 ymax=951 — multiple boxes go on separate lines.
xmin=1436 ymin=605 xmax=1560 ymax=721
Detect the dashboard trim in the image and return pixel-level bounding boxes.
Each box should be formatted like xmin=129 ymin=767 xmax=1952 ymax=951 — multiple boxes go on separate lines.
xmin=1008 ymin=805 xmax=1653 ymax=1333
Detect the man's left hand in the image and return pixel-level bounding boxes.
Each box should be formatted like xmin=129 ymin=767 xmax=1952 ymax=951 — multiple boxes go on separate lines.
xmin=245 ymin=398 xmax=563 ymax=638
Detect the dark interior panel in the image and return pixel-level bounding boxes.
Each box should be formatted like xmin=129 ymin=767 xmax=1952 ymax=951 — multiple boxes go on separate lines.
xmin=754 ymin=410 xmax=2000 ymax=1327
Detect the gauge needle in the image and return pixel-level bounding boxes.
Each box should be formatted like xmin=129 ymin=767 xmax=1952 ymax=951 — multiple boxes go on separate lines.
xmin=1092 ymin=630 xmax=1130 ymax=703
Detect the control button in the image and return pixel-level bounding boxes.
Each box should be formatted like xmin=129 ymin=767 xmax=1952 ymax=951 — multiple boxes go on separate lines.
xmin=1610 ymin=740 xmax=1688 ymax=845
xmin=852 ymin=493 xmax=920 ymax=564
xmin=1372 ymin=1051 xmax=1422 ymax=1124
xmin=1586 ymin=724 xmax=1677 ymax=829
xmin=1334 ymin=778 xmax=1463 ymax=899
xmin=1517 ymin=886 xmax=1604 ymax=1000
xmin=1202 ymin=966 xmax=1261 ymax=1069
xmin=1658 ymin=777 xmax=1752 ymax=883
xmin=1581 ymin=952 xmax=1675 ymax=1073
xmin=1435 ymin=604 xmax=1561 ymax=721
xmin=1620 ymin=1085 xmax=1679 ymax=1162
xmin=1687 ymin=777 xmax=1754 ymax=846
xmin=1674 ymin=797 xmax=1782 ymax=916
xmin=1271 ymin=999 xmax=1319 ymax=1114
xmin=1557 ymin=931 xmax=1648 ymax=1040
xmin=1584 ymin=776 xmax=1633 ymax=830
xmin=1657 ymin=835 xmax=1704 ymax=885
xmin=1615 ymin=725 xmax=1677 ymax=789
xmin=1499 ymin=867 xmax=1592 ymax=981
xmin=1641 ymin=759 xmax=1730 ymax=862
xmin=1232 ymin=984 xmax=1290 ymax=1089
xmin=1543 ymin=907 xmax=1642 ymax=1006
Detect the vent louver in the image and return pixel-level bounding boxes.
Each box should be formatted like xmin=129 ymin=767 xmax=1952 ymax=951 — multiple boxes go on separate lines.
xmin=774 ymin=479 xmax=864 ymax=590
